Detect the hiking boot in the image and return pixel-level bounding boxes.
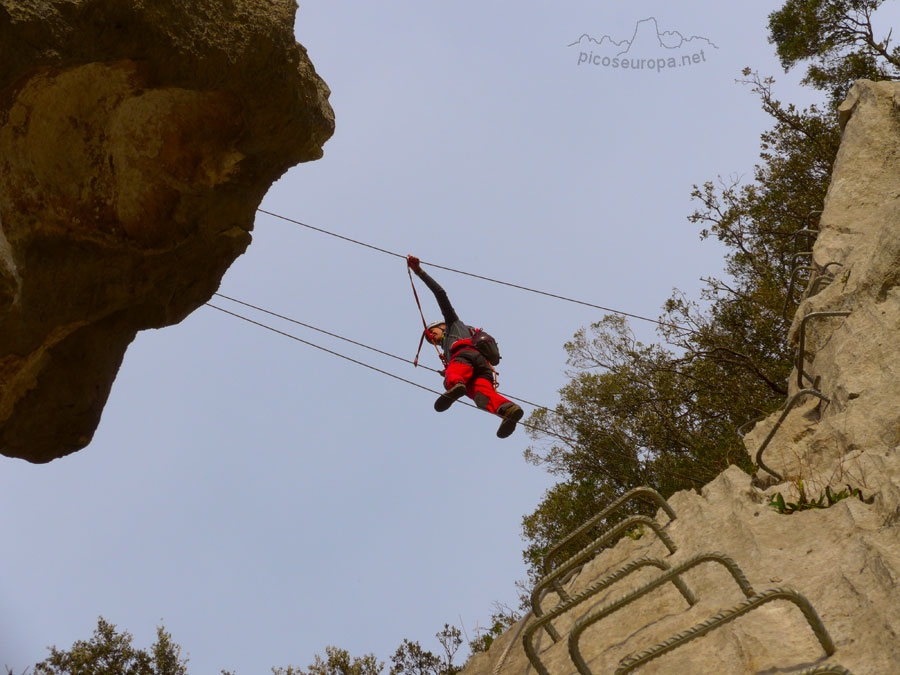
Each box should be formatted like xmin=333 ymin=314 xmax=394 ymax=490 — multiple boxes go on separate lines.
xmin=496 ymin=403 xmax=524 ymax=438
xmin=434 ymin=382 xmax=466 ymax=412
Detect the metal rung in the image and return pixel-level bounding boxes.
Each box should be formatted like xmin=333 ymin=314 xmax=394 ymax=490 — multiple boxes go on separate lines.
xmin=532 ymin=515 xmax=678 ymax=641
xmin=788 ymin=210 xmax=821 ymax=262
xmin=808 ymin=262 xmax=844 ymax=298
xmin=522 ymin=557 xmax=696 ymax=675
xmin=790 ymin=250 xmax=815 ymax=268
xmin=795 ymin=311 xmax=851 ymax=388
xmin=543 ymin=486 xmax=676 ymax=578
xmin=802 ymin=209 xmax=823 ymax=227
xmin=736 ymin=416 xmax=766 ymax=439
xmin=568 ymin=552 xmax=755 ymax=675
xmin=754 ymin=389 xmax=829 ymax=481
xmin=807 ymin=274 xmax=834 ymax=297
xmin=784 ymin=265 xmax=819 ymax=318
xmin=793 ymin=666 xmax=853 ymax=675
xmin=806 ymin=261 xmax=842 ymax=298
xmin=783 ymin=265 xmax=819 ymax=319
xmin=791 ymin=228 xmax=818 ymax=251
xmin=614 ymin=587 xmax=835 ymax=674
xmin=539 ymin=486 xmax=675 ymax=625
xmin=779 ymin=210 xmax=823 ymax=321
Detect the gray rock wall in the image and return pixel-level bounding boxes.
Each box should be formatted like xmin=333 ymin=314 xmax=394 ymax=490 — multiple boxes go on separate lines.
xmin=462 ymin=80 xmax=900 ymax=675
xmin=467 ymin=468 xmax=899 ymax=674
xmin=745 ymin=80 xmax=900 ymax=509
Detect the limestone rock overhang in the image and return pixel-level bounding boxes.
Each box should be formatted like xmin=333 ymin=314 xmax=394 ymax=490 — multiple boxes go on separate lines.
xmin=0 ymin=0 xmax=334 ymax=462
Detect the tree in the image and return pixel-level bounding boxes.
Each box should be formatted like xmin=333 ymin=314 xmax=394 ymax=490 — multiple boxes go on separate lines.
xmin=467 ymin=604 xmax=520 ymax=655
xmin=520 ymin=0 xmax=900 ymax=583
xmin=33 ymin=617 xmax=187 ymax=675
xmin=273 ymin=647 xmax=383 ymax=675
xmin=769 ymin=0 xmax=900 ymax=105
xmin=522 ymin=314 xmax=762 ymax=577
xmin=389 ymin=625 xmax=462 ymax=675
xmin=29 ymin=618 xmax=469 ymax=675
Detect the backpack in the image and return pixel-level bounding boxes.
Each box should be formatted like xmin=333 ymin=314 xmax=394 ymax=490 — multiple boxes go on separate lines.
xmin=470 ymin=328 xmax=501 ymax=366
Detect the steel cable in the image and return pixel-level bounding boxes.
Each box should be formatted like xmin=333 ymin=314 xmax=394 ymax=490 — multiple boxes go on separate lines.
xmin=205 ymin=302 xmax=708 ymax=486
xmin=255 ymin=208 xmax=697 ymax=335
xmin=212 ymin=293 xmax=553 ymax=413
xmin=214 ymin=293 xmax=426 ymax=371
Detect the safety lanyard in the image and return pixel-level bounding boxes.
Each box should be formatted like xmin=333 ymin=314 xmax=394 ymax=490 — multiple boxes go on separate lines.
xmin=408 ymin=268 xmax=447 ymax=367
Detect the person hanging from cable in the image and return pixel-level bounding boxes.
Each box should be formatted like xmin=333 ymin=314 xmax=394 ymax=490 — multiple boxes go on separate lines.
xmin=407 ymin=255 xmax=524 ymax=438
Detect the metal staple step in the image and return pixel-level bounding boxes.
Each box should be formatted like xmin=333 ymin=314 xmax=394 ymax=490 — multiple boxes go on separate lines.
xmin=542 ymin=486 xmax=676 ymax=580
xmin=795 ymin=311 xmax=851 ymax=388
xmin=614 ymin=586 xmax=835 ymax=674
xmin=755 ymin=388 xmax=830 ymax=480
xmin=793 ymin=665 xmax=853 ymax=675
xmin=531 ymin=515 xmax=678 ymax=641
xmin=567 ymin=552 xmax=755 ymax=675
xmin=522 ymin=556 xmax=696 ymax=674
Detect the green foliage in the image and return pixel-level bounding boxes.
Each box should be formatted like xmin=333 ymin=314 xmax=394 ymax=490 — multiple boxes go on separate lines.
xmin=273 ymin=646 xmax=383 ymax=675
xmin=520 ymin=476 xmax=620 ymax=581
xmin=520 ymin=0 xmax=900 ymax=586
xmin=33 ymin=617 xmax=187 ymax=675
xmin=768 ymin=0 xmax=900 ymax=105
xmin=624 ymin=524 xmax=644 ymax=541
xmin=388 ymin=641 xmax=436 ymax=675
xmin=389 ymin=625 xmax=461 ymax=675
xmin=467 ymin=604 xmax=520 ymax=656
xmin=27 ymin=617 xmax=476 ymax=675
xmin=278 ymin=624 xmax=463 ymax=675
xmin=522 ymin=312 xmax=766 ymax=580
xmin=769 ymin=483 xmax=874 ymax=514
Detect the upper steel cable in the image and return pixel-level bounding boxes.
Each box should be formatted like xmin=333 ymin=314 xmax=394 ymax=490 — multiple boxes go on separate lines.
xmin=255 ymin=208 xmax=697 ymax=335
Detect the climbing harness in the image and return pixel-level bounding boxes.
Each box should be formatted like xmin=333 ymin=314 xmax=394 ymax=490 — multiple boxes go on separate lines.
xmin=408 ymin=266 xmax=504 ymax=390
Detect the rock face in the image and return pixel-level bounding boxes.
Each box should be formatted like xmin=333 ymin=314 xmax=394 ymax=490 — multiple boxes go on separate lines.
xmin=461 ymin=81 xmax=900 ymax=675
xmin=743 ymin=80 xmax=900 ymax=505
xmin=0 ymin=0 xmax=334 ymax=462
xmin=466 ymin=470 xmax=900 ymax=674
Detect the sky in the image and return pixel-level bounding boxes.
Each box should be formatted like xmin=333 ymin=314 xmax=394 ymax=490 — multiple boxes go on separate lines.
xmin=4 ymin=1 xmax=899 ymax=673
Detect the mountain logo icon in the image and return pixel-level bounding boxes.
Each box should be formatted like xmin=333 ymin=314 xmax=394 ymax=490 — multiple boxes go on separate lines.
xmin=569 ymin=17 xmax=718 ymax=73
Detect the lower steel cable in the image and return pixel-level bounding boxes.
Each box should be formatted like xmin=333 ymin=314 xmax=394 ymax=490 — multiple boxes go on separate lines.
xmin=212 ymin=292 xmax=554 ymax=413
xmin=205 ymin=302 xmax=708 ymax=486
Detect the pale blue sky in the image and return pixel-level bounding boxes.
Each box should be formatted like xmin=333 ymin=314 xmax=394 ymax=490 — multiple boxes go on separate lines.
xmin=4 ymin=1 xmax=897 ymax=673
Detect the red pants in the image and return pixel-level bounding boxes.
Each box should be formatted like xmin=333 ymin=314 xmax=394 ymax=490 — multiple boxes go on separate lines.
xmin=444 ymin=348 xmax=511 ymax=414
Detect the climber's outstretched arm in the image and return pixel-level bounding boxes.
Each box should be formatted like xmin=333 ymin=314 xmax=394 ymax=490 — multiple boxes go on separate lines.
xmin=408 ymin=255 xmax=459 ymax=325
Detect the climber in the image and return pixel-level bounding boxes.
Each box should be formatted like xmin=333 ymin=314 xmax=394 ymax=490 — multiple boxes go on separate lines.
xmin=407 ymin=254 xmax=524 ymax=438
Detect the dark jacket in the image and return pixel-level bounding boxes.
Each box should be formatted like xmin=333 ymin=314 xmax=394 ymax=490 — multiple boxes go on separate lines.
xmin=415 ymin=268 xmax=476 ymax=363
